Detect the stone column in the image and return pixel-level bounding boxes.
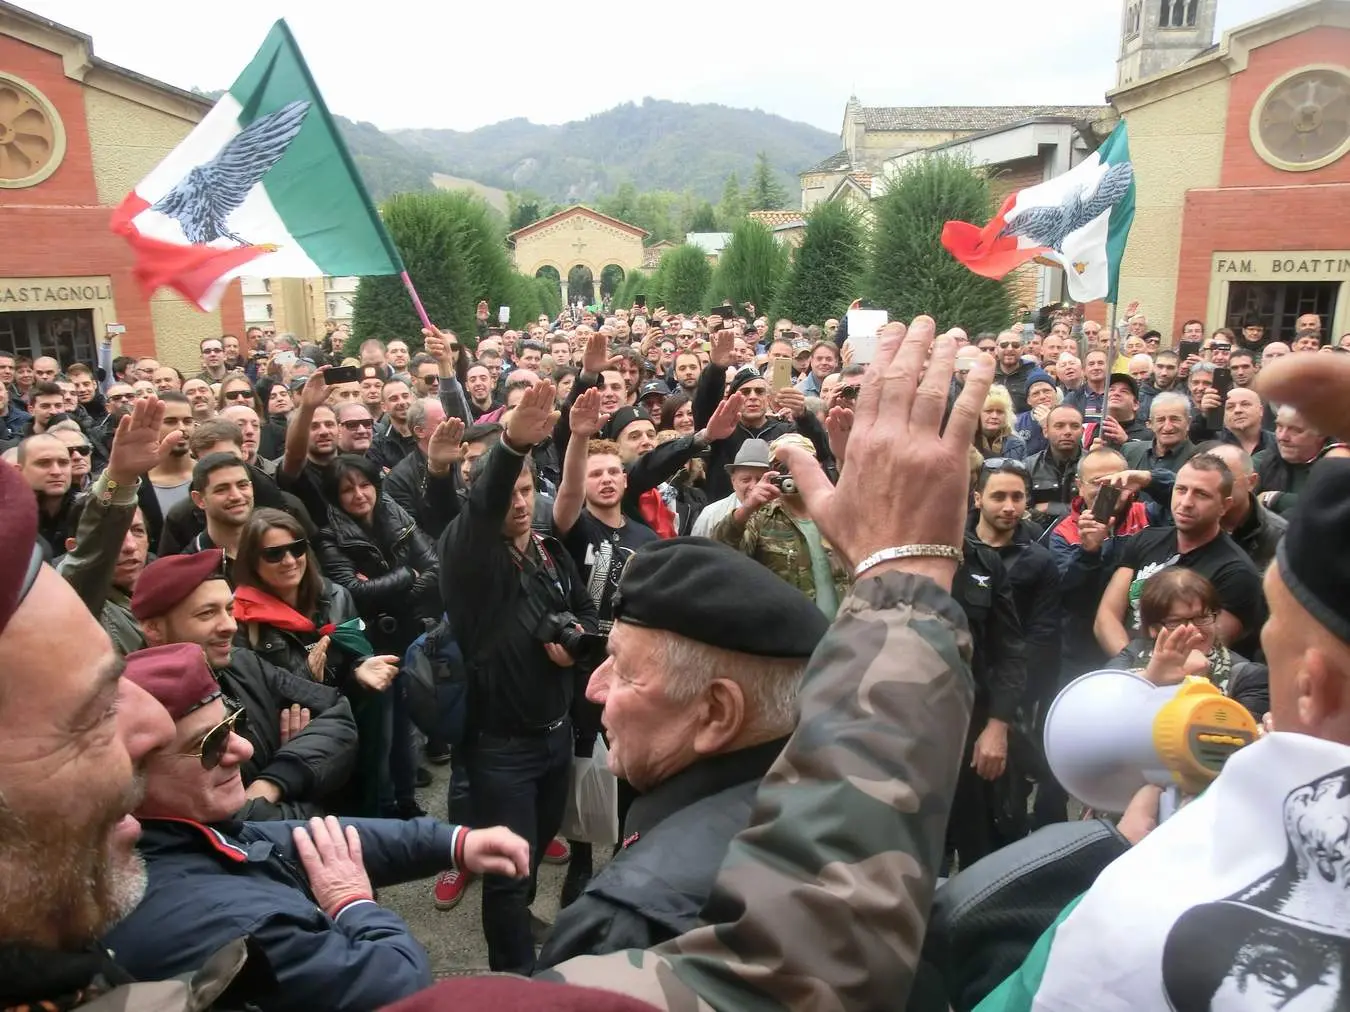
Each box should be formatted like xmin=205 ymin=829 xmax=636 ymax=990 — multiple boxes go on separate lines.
xmin=592 ymin=278 xmax=603 ymax=306
xmin=560 ymin=279 xmax=568 ymax=307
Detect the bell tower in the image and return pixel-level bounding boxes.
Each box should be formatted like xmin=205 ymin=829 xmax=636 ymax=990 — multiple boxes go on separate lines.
xmin=1117 ymin=0 xmax=1218 ymax=88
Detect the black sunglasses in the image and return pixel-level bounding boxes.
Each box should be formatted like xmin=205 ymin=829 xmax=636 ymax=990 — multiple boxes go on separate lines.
xmin=185 ymin=705 xmax=247 ymax=770
xmin=224 ymin=389 xmax=254 ymax=401
xmin=68 ymin=444 xmax=92 ymax=456
xmin=260 ymin=538 xmax=308 ymax=564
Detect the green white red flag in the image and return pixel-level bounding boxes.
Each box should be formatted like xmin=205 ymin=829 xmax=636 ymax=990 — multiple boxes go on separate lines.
xmin=110 ymin=21 xmax=403 ymax=311
xmin=941 ymin=121 xmax=1136 ymax=303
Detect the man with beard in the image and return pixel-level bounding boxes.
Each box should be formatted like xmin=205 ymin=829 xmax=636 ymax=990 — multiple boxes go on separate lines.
xmin=102 ymin=642 xmax=526 ymax=1009
xmin=131 ymin=552 xmax=364 ymax=821
xmin=281 ymin=371 xmax=341 ymax=524
xmin=1025 ymin=404 xmax=1086 ymax=526
xmin=370 ymin=379 xmax=417 ymax=470
xmin=180 ymin=378 xmax=216 ymax=421
xmin=465 ymin=363 xmax=500 ymax=419
xmin=146 ymin=392 xmax=196 ymax=519
xmin=25 ymin=381 xmax=67 ymax=436
xmin=438 ymin=379 xmax=600 ymax=975
xmin=181 ymin=452 xmax=255 ymax=571
xmin=0 ymin=450 xmax=216 ymax=1009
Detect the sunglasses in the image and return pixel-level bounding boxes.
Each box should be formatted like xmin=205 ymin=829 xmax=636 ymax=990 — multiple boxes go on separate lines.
xmin=185 ymin=705 xmax=246 ymax=770
xmin=997 ymin=341 xmax=1021 ymax=349
xmin=224 ymin=389 xmax=253 ymax=401
xmin=68 ymin=444 xmax=92 ymax=456
xmin=340 ymin=419 xmax=374 ymax=431
xmin=1209 ymin=343 xmax=1231 ymax=351
xmin=260 ymin=538 xmax=308 ymax=563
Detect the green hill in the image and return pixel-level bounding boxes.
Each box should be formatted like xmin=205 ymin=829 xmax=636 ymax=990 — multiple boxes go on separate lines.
xmin=390 ymin=98 xmax=838 ymax=204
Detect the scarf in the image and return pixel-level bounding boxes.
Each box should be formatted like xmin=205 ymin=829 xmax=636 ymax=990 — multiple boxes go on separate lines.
xmin=232 ymin=585 xmax=375 ymax=656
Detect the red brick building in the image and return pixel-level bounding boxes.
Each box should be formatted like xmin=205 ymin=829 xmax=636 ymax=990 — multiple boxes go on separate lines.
xmin=0 ymin=1 xmax=243 ymax=372
xmin=1112 ymin=0 xmax=1350 ymax=342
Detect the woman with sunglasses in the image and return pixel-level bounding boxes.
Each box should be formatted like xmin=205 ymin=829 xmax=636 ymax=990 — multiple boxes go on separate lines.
xmin=233 ymin=508 xmax=401 ymax=815
xmin=315 ymin=456 xmax=441 ymax=819
xmin=1107 ymin=567 xmax=1268 ymax=719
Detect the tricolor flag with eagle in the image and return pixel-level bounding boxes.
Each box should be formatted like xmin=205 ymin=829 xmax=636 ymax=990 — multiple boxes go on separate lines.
xmin=111 ymin=21 xmax=404 ymax=311
xmin=941 ymin=121 xmax=1136 ymax=304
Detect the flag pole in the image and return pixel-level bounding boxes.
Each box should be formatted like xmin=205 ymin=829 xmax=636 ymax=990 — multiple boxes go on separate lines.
xmin=400 ymin=271 xmax=434 ymax=332
xmin=1106 ymin=300 xmax=1120 ymax=372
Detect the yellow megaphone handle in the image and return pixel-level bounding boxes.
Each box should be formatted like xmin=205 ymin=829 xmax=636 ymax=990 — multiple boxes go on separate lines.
xmin=1152 ymin=676 xmax=1259 ymax=795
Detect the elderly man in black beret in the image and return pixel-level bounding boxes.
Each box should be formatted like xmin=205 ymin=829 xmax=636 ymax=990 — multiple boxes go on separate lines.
xmin=537 ymin=537 xmax=831 ymax=966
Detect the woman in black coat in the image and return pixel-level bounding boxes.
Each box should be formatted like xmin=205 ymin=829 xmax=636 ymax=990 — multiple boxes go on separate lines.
xmin=233 ymin=507 xmax=402 ymax=816
xmin=314 ymin=455 xmax=440 ymax=818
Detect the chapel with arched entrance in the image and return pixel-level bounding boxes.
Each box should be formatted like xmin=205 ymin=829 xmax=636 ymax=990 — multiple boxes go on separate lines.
xmin=508 ymin=206 xmax=648 ymax=308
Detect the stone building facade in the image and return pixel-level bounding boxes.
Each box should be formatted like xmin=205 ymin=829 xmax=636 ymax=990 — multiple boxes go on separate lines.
xmin=509 ymin=206 xmax=647 ymax=305
xmin=0 ymin=0 xmax=244 ymax=373
xmin=1112 ymin=0 xmax=1350 ymax=341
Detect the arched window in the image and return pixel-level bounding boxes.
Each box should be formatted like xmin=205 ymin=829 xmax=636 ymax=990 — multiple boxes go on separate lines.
xmin=1184 ymin=0 xmax=1198 ymax=25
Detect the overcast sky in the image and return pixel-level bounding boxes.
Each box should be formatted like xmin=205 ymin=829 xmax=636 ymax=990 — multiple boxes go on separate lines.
xmin=24 ymin=0 xmax=1291 ymax=135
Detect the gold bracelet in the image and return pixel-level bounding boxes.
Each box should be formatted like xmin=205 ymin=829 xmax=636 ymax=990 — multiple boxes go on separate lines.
xmin=854 ymin=544 xmax=963 ymax=579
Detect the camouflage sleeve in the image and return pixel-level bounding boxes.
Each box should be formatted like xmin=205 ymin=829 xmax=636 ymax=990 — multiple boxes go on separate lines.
xmin=544 ymin=571 xmax=974 ymax=1010
xmin=710 ymin=505 xmax=760 ymax=557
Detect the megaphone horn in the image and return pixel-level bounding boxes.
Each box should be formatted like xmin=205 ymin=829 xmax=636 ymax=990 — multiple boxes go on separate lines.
xmin=1043 ymin=670 xmax=1258 ymax=813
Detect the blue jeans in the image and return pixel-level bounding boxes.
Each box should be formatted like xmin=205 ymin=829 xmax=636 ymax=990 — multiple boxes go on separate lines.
xmin=467 ymin=721 xmax=572 ymax=974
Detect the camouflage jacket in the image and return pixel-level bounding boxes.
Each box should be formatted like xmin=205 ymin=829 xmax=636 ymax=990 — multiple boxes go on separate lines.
xmin=540 ymin=572 xmax=975 ymax=1010
xmin=712 ymin=501 xmax=852 ymax=606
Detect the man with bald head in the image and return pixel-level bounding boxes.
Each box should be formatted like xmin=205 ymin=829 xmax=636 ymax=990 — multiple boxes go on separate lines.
xmin=32 ymin=355 xmax=59 ymax=384
xmin=18 ymin=433 xmax=75 ymax=556
xmin=1202 ymin=440 xmax=1287 ymax=571
xmin=1220 ymin=386 xmax=1276 ymax=458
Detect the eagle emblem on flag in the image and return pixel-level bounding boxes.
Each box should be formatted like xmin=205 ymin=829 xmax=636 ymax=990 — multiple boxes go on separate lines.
xmin=997 ymin=161 xmax=1135 ymax=254
xmin=150 ymin=100 xmax=312 ymax=245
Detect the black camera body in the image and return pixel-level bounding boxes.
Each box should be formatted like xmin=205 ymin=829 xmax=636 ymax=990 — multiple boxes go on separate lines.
xmin=532 ymin=609 xmax=608 ymax=666
xmin=769 ymin=472 xmax=798 ymax=495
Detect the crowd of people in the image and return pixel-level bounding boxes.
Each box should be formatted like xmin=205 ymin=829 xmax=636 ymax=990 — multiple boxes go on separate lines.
xmin=3 ymin=294 xmax=1350 ymax=1011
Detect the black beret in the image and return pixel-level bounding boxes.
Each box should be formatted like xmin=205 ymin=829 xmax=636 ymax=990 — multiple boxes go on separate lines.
xmin=604 ymin=406 xmax=652 ymax=440
xmin=613 ymin=538 xmax=829 ymax=659
xmin=728 ymin=366 xmax=763 ymax=395
xmin=1277 ymin=457 xmax=1350 ymax=643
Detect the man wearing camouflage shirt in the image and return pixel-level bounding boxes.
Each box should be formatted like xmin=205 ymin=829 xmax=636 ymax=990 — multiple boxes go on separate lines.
xmin=381 ymin=317 xmax=990 ymax=1010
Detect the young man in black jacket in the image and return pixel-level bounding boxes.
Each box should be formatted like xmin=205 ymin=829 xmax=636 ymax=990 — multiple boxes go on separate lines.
xmin=438 ymin=379 xmax=600 ymax=975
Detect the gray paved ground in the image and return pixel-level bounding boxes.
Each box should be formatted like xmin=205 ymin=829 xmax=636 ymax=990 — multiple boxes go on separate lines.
xmin=380 ymin=758 xmax=609 ymax=976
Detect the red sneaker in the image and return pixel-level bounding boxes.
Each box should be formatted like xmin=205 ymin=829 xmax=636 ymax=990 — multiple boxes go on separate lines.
xmin=543 ymin=838 xmax=572 ymax=865
xmin=432 ymin=868 xmax=473 ymax=910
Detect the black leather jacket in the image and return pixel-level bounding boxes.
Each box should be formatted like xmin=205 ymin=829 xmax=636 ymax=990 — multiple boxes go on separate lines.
xmin=314 ymin=497 xmax=440 ymax=655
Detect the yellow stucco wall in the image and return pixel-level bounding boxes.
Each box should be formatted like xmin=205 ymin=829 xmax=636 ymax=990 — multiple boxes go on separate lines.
xmin=150 ymin=291 xmax=224 ymax=374
xmin=1115 ymin=77 xmax=1229 ymax=330
xmin=514 ymin=214 xmax=645 ymax=280
xmin=82 ymin=86 xmax=201 ymax=207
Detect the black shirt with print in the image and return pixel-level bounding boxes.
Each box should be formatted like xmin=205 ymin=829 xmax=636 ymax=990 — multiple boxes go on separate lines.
xmin=562 ymin=511 xmax=659 ymax=633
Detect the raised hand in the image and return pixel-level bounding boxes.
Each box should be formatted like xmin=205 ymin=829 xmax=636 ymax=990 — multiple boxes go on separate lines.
xmin=582 ymin=331 xmax=624 ymax=376
xmin=427 ymin=417 xmax=466 ymax=474
xmin=569 ymin=387 xmax=607 ymax=439
xmin=299 ymin=368 xmax=330 ymax=410
xmin=702 ymin=392 xmax=745 ymax=442
xmin=774 ymin=317 xmax=994 ymax=587
xmin=506 ymin=380 xmax=560 ymax=449
xmin=735 ymin=471 xmax=782 ymax=522
xmin=422 ymin=326 xmax=460 ymax=366
xmin=773 ymin=386 xmax=806 ymax=419
xmin=107 ymin=397 xmax=173 ymax=484
xmin=709 ymin=328 xmax=735 ymax=368
xmin=826 ymin=405 xmax=854 ymax=465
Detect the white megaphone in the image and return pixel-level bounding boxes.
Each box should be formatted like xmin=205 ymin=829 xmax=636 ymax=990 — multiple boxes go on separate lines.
xmin=1043 ymin=669 xmax=1258 ymax=815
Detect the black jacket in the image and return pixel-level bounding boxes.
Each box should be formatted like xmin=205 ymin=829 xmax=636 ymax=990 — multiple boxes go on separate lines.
xmin=688 ymin=362 xmax=832 ymax=502
xmin=237 ymin=580 xmax=361 ymax=688
xmin=1227 ymin=493 xmax=1287 ymax=572
xmin=314 ymin=497 xmax=439 ymax=655
xmin=993 ymin=360 xmax=1037 ymax=413
xmin=953 ymin=538 xmax=1026 ymax=724
xmin=384 ymin=447 xmax=460 ymax=538
xmin=437 ymin=440 xmax=598 ymax=733
xmin=966 ymin=515 xmax=1060 ymax=703
xmin=36 ymin=488 xmax=79 ymax=559
xmin=219 ymin=648 xmax=359 ymax=821
xmin=1024 ymin=446 xmax=1082 ymax=529
xmin=537 ymin=736 xmax=786 ymax=968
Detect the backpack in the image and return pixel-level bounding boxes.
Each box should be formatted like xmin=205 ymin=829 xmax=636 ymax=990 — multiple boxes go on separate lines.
xmin=401 ymin=617 xmax=468 ymax=748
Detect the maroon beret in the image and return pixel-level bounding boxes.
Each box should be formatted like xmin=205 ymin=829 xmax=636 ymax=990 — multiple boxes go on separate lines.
xmin=382 ymin=979 xmax=660 ymax=1012
xmin=124 ymin=643 xmax=221 ymax=720
xmin=0 ymin=461 xmax=41 ymax=638
xmin=130 ymin=550 xmax=227 ymax=621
